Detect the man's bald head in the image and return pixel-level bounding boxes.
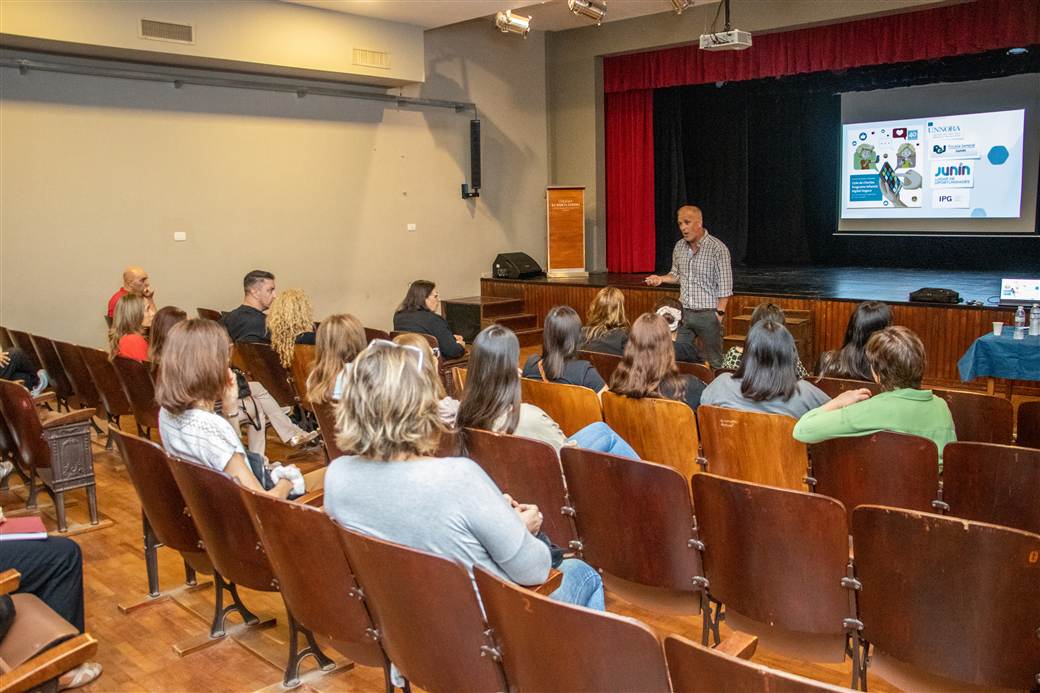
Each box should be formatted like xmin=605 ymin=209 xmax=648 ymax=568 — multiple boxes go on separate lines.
xmin=677 ymin=205 xmax=702 ymax=220
xmin=676 ymin=206 xmax=704 ymax=243
xmin=122 ymin=266 xmax=152 ymax=297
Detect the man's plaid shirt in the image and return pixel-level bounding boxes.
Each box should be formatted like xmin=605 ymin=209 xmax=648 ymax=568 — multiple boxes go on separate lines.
xmin=669 ymin=231 xmax=733 ymax=310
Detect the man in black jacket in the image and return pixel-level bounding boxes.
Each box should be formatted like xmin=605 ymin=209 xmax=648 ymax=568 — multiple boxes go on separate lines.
xmin=222 ymin=269 xmax=276 ymax=343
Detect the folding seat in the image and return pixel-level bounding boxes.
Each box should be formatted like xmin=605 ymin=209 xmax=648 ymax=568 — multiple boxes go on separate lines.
xmin=941 ymin=441 xmax=1040 ymax=534
xmin=110 ymin=355 xmax=159 ymax=438
xmin=933 ymin=388 xmax=1013 ymax=445
xmin=77 ymin=346 xmax=132 ymax=448
xmin=698 ymin=405 xmax=808 ymax=490
xmin=601 ymin=390 xmax=698 ymax=481
xmin=522 ymin=378 xmax=603 ymax=437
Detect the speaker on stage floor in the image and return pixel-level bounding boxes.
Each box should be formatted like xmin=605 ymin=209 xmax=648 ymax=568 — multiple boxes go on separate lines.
xmin=493 ymin=252 xmax=543 ymax=279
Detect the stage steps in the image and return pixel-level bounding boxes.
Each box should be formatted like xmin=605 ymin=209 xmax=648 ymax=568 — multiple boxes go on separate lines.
xmin=724 ymin=307 xmax=814 ymax=367
xmin=442 ymin=295 xmax=542 ymax=347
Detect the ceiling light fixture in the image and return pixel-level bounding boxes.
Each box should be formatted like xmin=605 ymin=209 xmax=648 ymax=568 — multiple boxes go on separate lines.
xmin=671 ymin=0 xmax=692 ymax=14
xmin=568 ymin=0 xmax=607 ymax=25
xmin=495 ymin=10 xmax=532 ymax=37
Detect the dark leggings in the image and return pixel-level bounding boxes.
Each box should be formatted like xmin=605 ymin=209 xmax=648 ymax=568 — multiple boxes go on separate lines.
xmin=0 ymin=348 xmax=38 ymax=389
xmin=0 ymin=536 xmax=85 ymax=632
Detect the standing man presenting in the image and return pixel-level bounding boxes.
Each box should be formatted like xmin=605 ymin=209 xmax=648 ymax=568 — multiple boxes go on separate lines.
xmin=645 ymin=205 xmax=732 ymax=367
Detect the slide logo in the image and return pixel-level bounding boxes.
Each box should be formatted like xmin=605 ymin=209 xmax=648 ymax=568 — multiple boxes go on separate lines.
xmin=933 ymin=189 xmax=970 ymax=208
xmin=927 ymin=121 xmax=963 ymax=140
xmin=932 ymin=160 xmax=973 ymax=188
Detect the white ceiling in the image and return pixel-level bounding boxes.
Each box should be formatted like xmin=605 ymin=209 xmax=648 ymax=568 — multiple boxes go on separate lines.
xmin=282 ymin=0 xmax=710 ymax=31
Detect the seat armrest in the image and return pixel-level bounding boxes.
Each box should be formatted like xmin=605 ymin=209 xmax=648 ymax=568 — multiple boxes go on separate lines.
xmin=529 ymin=568 xmax=563 ymax=596
xmin=32 ymin=391 xmax=57 ymax=407
xmin=39 ymin=408 xmax=97 ymax=429
xmin=0 ymin=633 xmax=97 ymax=693
xmin=715 ymin=631 xmax=758 ymax=660
xmin=0 ymin=570 xmax=20 ymax=595
xmin=296 ymin=489 xmax=324 ymax=508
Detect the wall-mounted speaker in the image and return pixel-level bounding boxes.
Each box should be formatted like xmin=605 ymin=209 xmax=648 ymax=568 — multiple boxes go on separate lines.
xmin=462 ymin=118 xmax=481 ymax=198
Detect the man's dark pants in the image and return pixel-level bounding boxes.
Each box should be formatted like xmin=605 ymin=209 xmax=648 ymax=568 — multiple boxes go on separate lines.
xmin=678 ymin=308 xmax=724 ymax=368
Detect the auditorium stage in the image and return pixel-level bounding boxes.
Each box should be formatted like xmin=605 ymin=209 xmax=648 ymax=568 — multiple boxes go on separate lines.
xmin=480 ymin=265 xmax=1032 ymax=393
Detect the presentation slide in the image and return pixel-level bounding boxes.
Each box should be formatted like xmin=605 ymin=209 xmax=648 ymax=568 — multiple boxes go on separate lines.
xmin=840 ymin=109 xmax=1024 ymax=220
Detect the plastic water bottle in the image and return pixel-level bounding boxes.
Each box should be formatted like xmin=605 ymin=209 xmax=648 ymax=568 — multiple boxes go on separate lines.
xmin=1030 ymin=303 xmax=1040 ymax=336
xmin=1015 ymin=305 xmax=1026 ymax=329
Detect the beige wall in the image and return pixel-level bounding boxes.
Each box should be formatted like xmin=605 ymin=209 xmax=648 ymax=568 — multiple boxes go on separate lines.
xmin=0 ymin=18 xmax=548 ymax=347
xmin=545 ymin=0 xmax=949 ymax=270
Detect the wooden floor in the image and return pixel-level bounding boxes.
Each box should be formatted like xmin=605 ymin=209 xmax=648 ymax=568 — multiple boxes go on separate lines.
xmin=3 ymin=420 xmax=914 ymax=693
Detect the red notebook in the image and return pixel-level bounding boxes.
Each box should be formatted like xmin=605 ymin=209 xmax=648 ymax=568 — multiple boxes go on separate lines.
xmin=0 ymin=516 xmax=48 ymax=541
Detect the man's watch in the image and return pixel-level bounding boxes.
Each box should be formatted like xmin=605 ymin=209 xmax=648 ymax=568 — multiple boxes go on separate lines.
xmin=715 ymin=309 xmax=726 ymax=316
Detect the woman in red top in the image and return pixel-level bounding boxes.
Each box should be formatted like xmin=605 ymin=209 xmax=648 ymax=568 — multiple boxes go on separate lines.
xmin=109 ymin=294 xmax=150 ymax=361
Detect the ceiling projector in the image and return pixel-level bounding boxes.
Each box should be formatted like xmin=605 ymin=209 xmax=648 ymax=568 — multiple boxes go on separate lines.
xmin=699 ymin=29 xmax=752 ymax=51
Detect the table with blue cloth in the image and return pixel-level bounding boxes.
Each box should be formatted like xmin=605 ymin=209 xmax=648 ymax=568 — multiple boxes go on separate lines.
xmin=958 ymin=331 xmax=1040 ymax=394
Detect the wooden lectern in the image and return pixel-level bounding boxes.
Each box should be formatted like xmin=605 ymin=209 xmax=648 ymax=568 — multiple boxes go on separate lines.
xmin=546 ymin=186 xmax=587 ymax=278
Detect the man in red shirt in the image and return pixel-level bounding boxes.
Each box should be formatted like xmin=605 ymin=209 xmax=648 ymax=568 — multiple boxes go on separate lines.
xmin=107 ymin=266 xmax=157 ymax=319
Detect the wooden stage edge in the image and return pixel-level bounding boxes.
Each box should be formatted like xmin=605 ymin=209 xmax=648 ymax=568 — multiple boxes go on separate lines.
xmin=480 ymin=268 xmax=1037 ymax=396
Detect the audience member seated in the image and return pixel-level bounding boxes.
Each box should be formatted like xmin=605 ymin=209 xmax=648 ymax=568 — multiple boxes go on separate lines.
xmin=106 ymin=265 xmax=156 ymax=321
xmin=701 ymin=321 xmax=828 ymax=418
xmin=816 ymin=300 xmax=892 ymax=380
xmin=266 ymin=288 xmax=317 ymax=368
xmin=458 ymin=325 xmax=637 ymax=458
xmin=156 ymin=319 xmax=323 ymax=498
xmin=0 ymin=526 xmax=102 ymax=690
xmin=719 ymin=303 xmax=808 ymax=377
xmin=108 ymin=294 xmax=150 ymax=362
xmin=654 ymin=297 xmax=705 ymax=363
xmin=222 ymin=269 xmax=277 ymax=343
xmin=610 ymin=313 xmax=705 ymax=412
xmin=0 ymin=348 xmax=47 ymax=396
xmin=305 ymin=313 xmax=367 ymax=406
xmin=147 ymin=306 xmax=188 ymax=367
xmin=394 ymin=332 xmax=458 ymax=427
xmin=324 ymin=339 xmax=604 ymax=610
xmin=794 ymin=325 xmax=956 ymax=463
xmin=580 ymin=287 xmax=630 ymax=355
xmin=391 ymin=279 xmax=465 ymax=359
xmin=522 ymin=306 xmax=605 ymax=392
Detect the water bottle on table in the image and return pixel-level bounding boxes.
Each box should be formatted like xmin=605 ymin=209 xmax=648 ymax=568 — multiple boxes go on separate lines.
xmin=1030 ymin=303 xmax=1040 ymax=336
xmin=1014 ymin=305 xmax=1026 ymax=339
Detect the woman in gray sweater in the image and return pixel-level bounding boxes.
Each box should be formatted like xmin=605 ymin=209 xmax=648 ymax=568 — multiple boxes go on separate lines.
xmin=323 ymin=339 xmax=603 ymax=609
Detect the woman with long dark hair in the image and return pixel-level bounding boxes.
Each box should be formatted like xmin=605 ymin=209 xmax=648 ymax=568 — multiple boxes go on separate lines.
xmin=701 ymin=320 xmax=828 ymax=418
xmin=610 ymin=313 xmax=705 ymax=412
xmin=392 ymin=279 xmax=465 ymax=358
xmin=817 ymin=301 xmax=892 ymax=380
xmin=522 ymin=305 xmax=605 ymax=392
xmin=459 ymin=325 xmax=636 ymax=458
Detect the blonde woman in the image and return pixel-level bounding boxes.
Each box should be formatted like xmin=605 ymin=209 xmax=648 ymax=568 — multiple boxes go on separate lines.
xmin=266 ymin=288 xmax=316 ymax=368
xmin=109 ymin=293 xmax=150 ymax=361
xmin=324 ymin=340 xmax=604 ymax=610
xmin=393 ymin=332 xmax=458 ymax=426
xmin=581 ymin=286 xmax=630 ymax=355
xmin=306 ymin=314 xmax=367 ymax=405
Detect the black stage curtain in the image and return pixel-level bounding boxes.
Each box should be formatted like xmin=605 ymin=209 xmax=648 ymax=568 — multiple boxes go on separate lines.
xmin=653 ymin=48 xmax=1040 ymax=272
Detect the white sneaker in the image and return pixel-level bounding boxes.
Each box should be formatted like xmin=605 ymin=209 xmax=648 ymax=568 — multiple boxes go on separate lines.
xmin=0 ymin=460 xmax=13 ymax=481
xmin=30 ymin=369 xmax=49 ymax=397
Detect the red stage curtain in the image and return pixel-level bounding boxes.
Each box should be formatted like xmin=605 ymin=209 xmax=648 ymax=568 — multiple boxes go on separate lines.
xmin=604 ymin=0 xmax=1040 ymax=93
xmin=606 ymin=89 xmax=655 ymax=273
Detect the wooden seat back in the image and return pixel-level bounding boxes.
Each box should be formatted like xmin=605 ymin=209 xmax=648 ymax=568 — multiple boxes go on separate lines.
xmin=165 ymin=455 xmax=277 ymax=593
xmin=1017 ymin=400 xmax=1040 ymax=449
xmin=109 ymin=429 xmax=212 ymax=575
xmin=234 ymin=341 xmax=298 ymax=409
xmin=941 ymin=442 xmax=1040 ymax=534
xmin=852 ymin=505 xmax=1040 ymax=690
xmin=520 ymin=378 xmax=603 ymax=437
xmin=312 ymin=400 xmax=347 ymax=460
xmin=808 ymin=432 xmax=939 ymax=527
xmin=289 ymin=344 xmax=316 ymax=411
xmin=52 ymin=340 xmax=101 ymax=410
xmin=334 ymin=524 xmax=506 ymax=693
xmin=433 ymin=428 xmax=463 ymax=457
xmin=196 ymin=308 xmax=222 ymax=321
xmin=29 ymin=335 xmax=74 ymax=406
xmin=111 ymin=356 xmax=159 ymax=432
xmin=561 ymin=447 xmax=700 ymax=590
xmin=364 ymin=327 xmax=390 ymax=343
xmin=0 ymin=326 xmax=11 ymax=350
xmin=239 ymin=488 xmax=385 ymax=668
xmin=663 ymin=635 xmax=851 ymax=693
xmin=389 ymin=330 xmax=438 ymax=350
xmin=813 ymin=377 xmax=882 ymax=399
xmin=78 ymin=346 xmax=132 ymax=418
xmin=692 ymin=473 xmax=851 ymax=636
xmin=579 ymin=350 xmax=622 ymax=382
xmin=6 ymin=329 xmax=42 ymax=371
xmin=464 ymin=428 xmax=576 ymax=546
xmin=676 ymin=360 xmax=714 ymax=384
xmin=933 ymin=388 xmax=1013 ymax=445
xmin=600 ymin=391 xmax=699 ymax=480
xmin=451 ymin=367 xmax=467 ymax=395
xmin=0 ymin=379 xmax=52 ymax=472
xmin=698 ymin=405 xmax=808 ymax=491
xmin=473 ymin=565 xmax=671 ymax=693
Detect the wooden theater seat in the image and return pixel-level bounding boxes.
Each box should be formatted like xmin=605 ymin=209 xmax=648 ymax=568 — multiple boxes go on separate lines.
xmin=473 ymin=565 xmax=672 ymax=693
xmin=390 ymin=330 xmax=468 ymax=398
xmin=941 ymin=441 xmax=1040 ymax=534
xmin=691 ymin=474 xmax=861 ymax=687
xmin=110 ymin=356 xmax=159 ymax=438
xmin=234 ymin=341 xmax=299 ymax=410
xmin=334 ymin=526 xmax=508 ymax=693
xmin=1017 ymin=400 xmax=1040 ymax=449
xmin=289 ymin=343 xmax=316 ymax=411
xmin=933 ymin=388 xmax=1013 ymax=445
xmin=312 ymin=400 xmax=347 ymax=461
xmin=579 ymin=349 xmax=622 ymax=382
xmin=451 ymin=366 xmax=467 ymax=395
xmin=363 ymin=327 xmax=390 ymax=343
xmin=196 ymin=307 xmax=223 ymax=321
xmin=852 ymin=505 xmax=1040 ymax=690
xmin=6 ymin=329 xmax=43 ymax=372
xmin=600 ymin=391 xmax=699 ymax=480
xmin=812 ymin=377 xmax=882 ymax=399
xmin=808 ymin=431 xmax=940 ymax=527
xmin=78 ymin=346 xmax=133 ymax=445
xmin=51 ymin=340 xmax=101 ymax=413
xmin=464 ymin=428 xmax=577 ymax=546
xmin=664 ymin=635 xmax=852 ymax=693
xmin=29 ymin=335 xmax=76 ymax=411
xmin=697 ymin=406 xmax=808 ymax=491
xmin=521 ymin=378 xmax=603 ymax=437
xmin=676 ymin=359 xmax=715 ymax=384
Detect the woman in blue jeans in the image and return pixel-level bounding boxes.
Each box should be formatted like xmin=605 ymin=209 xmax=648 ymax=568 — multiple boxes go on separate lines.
xmin=457 ymin=324 xmax=638 ymax=460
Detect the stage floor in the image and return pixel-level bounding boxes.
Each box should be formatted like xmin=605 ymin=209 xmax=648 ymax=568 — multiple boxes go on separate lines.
xmin=518 ymin=266 xmax=1012 ymax=309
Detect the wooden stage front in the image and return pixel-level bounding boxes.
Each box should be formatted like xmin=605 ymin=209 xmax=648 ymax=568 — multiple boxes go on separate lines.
xmin=481 ymin=266 xmax=1033 ymax=394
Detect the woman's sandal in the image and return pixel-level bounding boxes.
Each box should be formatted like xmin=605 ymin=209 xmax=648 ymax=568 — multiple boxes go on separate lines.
xmin=59 ymin=661 xmax=103 ymax=691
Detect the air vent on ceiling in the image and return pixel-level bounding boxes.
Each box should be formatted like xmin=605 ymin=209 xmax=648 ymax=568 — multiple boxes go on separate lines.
xmin=139 ymin=19 xmax=195 ymax=44
xmin=352 ymin=48 xmax=391 ymax=70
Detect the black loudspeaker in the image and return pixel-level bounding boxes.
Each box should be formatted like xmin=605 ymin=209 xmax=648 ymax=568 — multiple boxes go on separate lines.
xmin=493 ymin=252 xmax=543 ymax=280
xmin=462 ymin=119 xmax=481 ymax=198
